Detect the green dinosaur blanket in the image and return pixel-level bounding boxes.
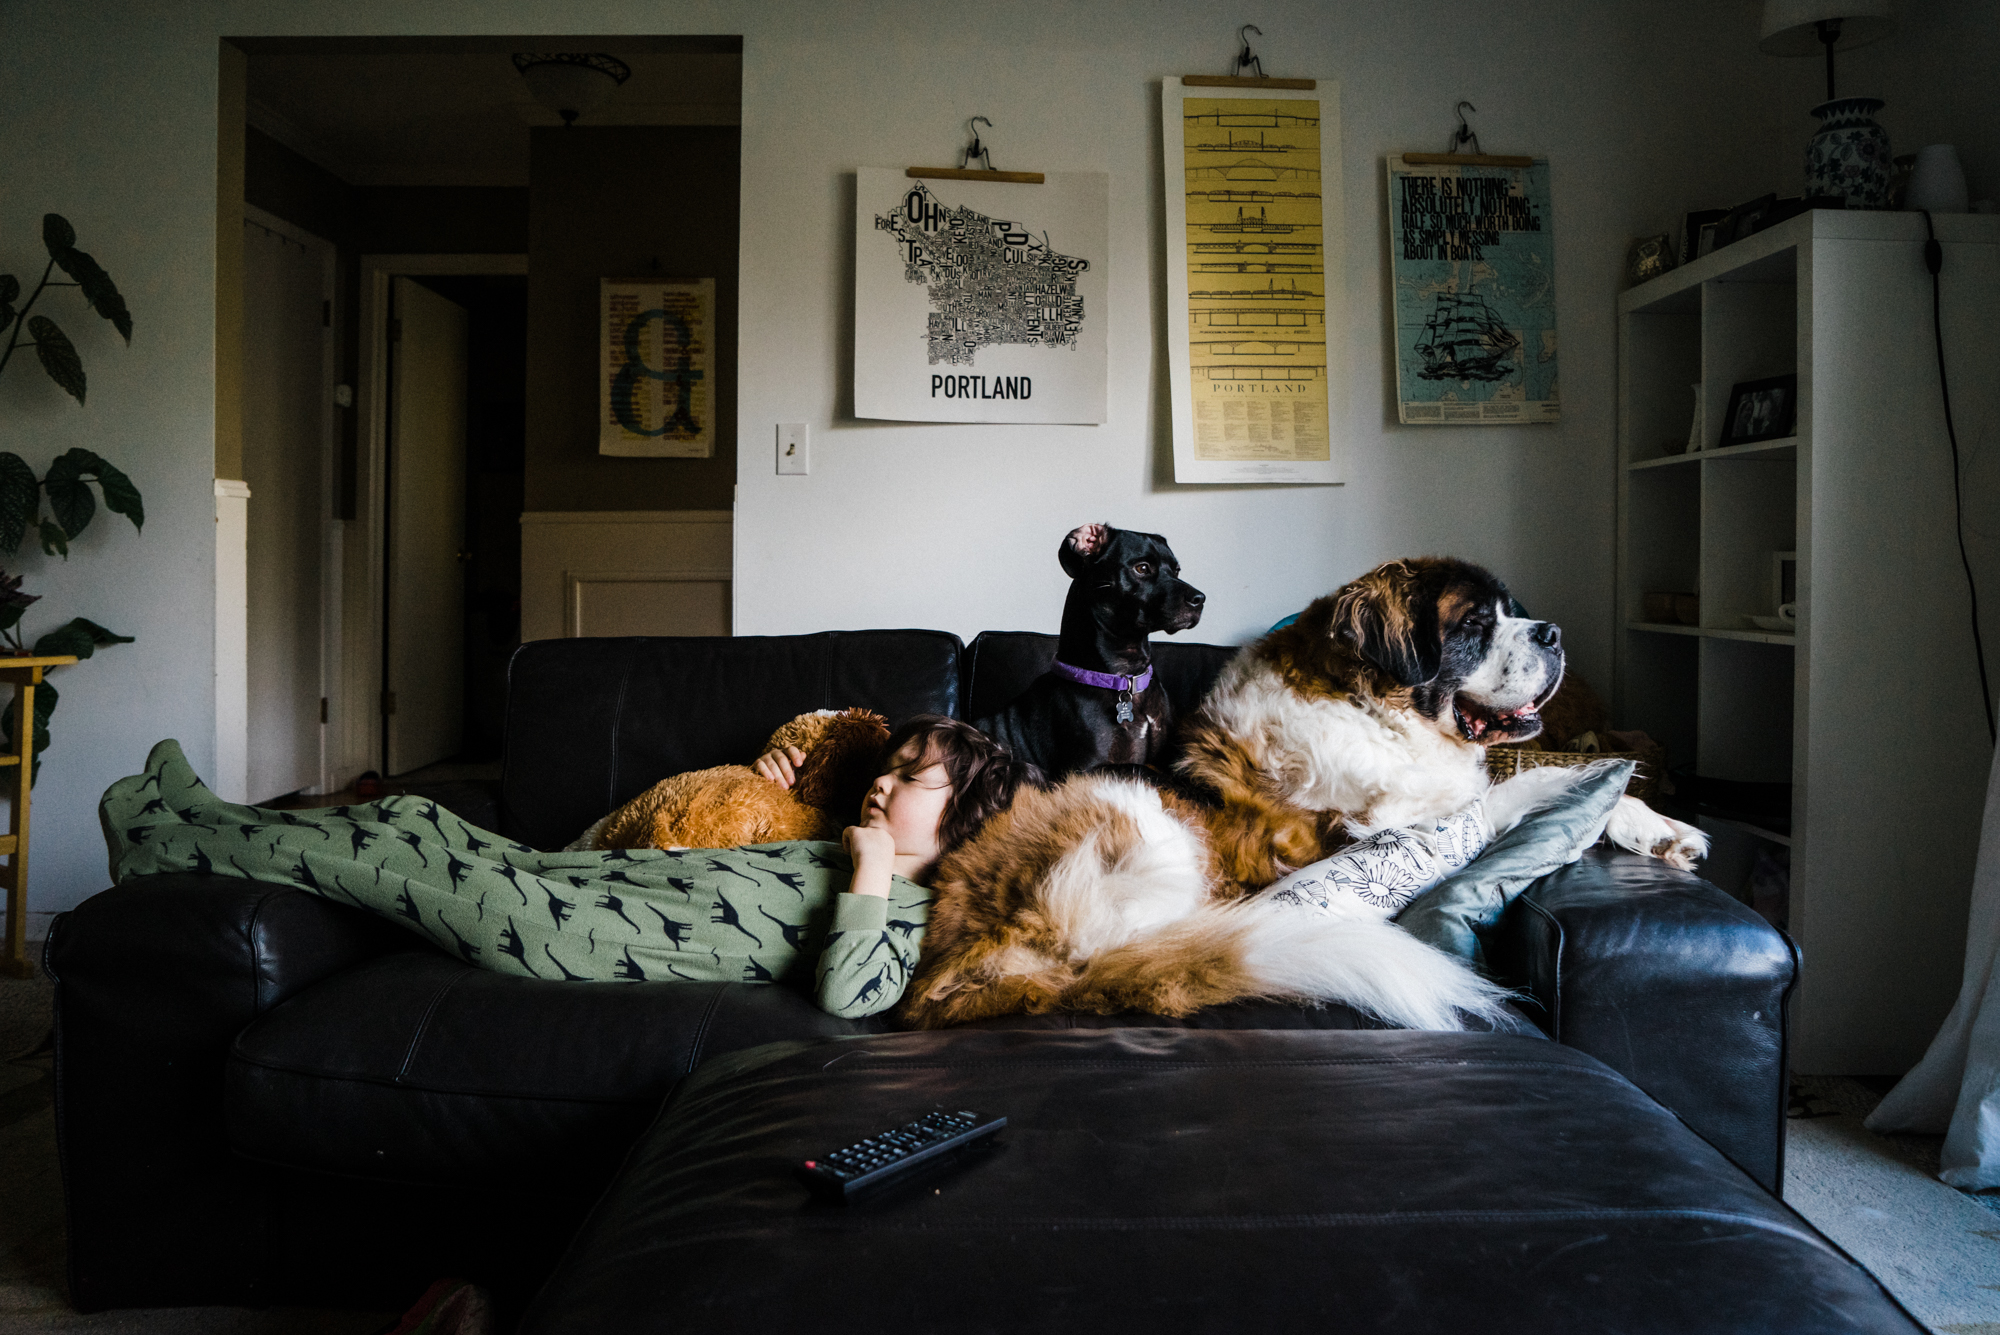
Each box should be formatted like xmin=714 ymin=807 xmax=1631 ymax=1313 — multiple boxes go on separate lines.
xmin=100 ymin=740 xmax=929 ymax=1018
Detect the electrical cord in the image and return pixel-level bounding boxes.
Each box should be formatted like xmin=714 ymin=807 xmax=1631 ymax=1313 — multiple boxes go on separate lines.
xmin=1923 ymin=210 xmax=1996 ymax=744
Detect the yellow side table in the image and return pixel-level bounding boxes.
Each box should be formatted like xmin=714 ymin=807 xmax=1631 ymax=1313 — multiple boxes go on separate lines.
xmin=1 ymin=655 xmax=78 ymax=979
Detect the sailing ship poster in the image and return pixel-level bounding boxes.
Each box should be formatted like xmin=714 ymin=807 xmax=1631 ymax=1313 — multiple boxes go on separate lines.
xmin=1388 ymin=158 xmax=1559 ymax=424
xmin=1162 ymin=78 xmax=1347 ymax=485
xmin=854 ymin=168 xmax=1108 ymax=424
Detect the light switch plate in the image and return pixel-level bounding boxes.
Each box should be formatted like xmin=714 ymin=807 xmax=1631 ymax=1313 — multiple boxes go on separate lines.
xmin=776 ymin=423 xmax=809 ymax=474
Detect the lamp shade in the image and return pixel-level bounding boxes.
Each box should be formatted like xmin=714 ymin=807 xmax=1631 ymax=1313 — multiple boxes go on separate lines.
xmin=1760 ymin=0 xmax=1896 ymax=55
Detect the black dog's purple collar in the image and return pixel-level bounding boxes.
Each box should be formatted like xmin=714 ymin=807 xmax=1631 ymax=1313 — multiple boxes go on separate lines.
xmin=1051 ymin=661 xmax=1154 ymax=693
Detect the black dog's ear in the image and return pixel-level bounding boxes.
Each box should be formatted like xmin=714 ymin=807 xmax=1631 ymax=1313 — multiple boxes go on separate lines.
xmin=1332 ymin=566 xmax=1442 ymax=686
xmin=1059 ymin=523 xmax=1115 ymax=578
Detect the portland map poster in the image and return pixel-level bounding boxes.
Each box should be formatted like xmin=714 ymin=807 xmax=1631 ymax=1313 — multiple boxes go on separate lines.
xmin=854 ymin=168 xmax=1107 ymax=424
xmin=1162 ymin=78 xmax=1345 ymax=485
xmin=1387 ymin=158 xmax=1559 ymax=424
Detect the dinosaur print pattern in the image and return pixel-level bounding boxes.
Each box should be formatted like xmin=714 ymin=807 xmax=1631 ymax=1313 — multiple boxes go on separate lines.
xmin=99 ymin=740 xmax=929 ymax=1019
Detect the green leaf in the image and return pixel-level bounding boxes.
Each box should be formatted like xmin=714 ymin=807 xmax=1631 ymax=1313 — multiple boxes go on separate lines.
xmin=0 ymin=274 xmax=16 ymax=337
xmin=72 ymin=618 xmax=133 ymax=646
xmin=32 ymin=623 xmax=94 ymax=658
xmin=34 ymin=617 xmax=130 ymax=660
xmin=27 ymin=316 xmax=84 ymax=404
xmin=94 ymin=458 xmax=143 ymax=531
xmin=43 ymin=449 xmax=142 ymax=538
xmin=43 ymin=450 xmax=96 ymax=539
xmin=38 ymin=519 xmax=67 ymax=559
xmin=3 ymin=679 xmax=58 ymax=786
xmin=41 ymin=214 xmax=76 ymax=255
xmin=53 ymin=246 xmax=131 ymax=344
xmin=0 ymin=455 xmax=38 ymax=554
xmin=0 ymin=604 xmax=21 ymax=633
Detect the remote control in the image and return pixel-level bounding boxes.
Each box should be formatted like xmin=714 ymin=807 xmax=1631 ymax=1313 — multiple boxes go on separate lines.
xmin=798 ymin=1110 xmax=1006 ymax=1201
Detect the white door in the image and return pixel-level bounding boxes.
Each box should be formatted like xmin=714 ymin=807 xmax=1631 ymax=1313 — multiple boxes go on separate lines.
xmin=386 ymin=276 xmax=468 ymax=775
xmin=242 ymin=216 xmax=332 ymax=802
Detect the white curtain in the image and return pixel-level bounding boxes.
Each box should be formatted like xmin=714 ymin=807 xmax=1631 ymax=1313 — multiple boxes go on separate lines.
xmin=1866 ymin=740 xmax=2000 ymax=1188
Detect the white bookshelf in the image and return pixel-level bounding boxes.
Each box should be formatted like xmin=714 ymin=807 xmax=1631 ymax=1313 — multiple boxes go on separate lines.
xmin=1616 ymin=209 xmax=2000 ymax=1074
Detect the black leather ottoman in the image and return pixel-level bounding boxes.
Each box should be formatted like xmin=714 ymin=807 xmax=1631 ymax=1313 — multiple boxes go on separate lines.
xmin=521 ymin=1029 xmax=1917 ymax=1333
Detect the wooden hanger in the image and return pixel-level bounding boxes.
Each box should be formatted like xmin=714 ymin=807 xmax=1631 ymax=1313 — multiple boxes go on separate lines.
xmin=907 ymin=116 xmax=1044 ymax=184
xmin=1182 ymin=27 xmax=1315 ymax=89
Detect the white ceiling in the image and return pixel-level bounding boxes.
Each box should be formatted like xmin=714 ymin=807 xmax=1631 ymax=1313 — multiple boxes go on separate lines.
xmin=246 ymin=49 xmax=742 ymax=187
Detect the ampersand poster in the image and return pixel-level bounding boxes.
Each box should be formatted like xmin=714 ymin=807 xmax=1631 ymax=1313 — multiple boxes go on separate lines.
xmin=600 ymin=278 xmax=714 ymax=457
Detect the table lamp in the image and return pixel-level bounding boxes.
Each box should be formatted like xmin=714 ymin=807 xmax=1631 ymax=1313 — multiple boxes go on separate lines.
xmin=1760 ymin=0 xmax=1897 ymax=207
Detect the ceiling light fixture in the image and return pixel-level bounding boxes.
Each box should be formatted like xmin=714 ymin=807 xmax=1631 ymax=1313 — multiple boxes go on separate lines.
xmin=511 ymin=52 xmax=632 ymax=127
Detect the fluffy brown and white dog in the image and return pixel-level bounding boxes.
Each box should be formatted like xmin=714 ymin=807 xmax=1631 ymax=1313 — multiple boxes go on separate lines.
xmin=901 ymin=771 xmax=1512 ymax=1030
xmin=898 ymin=556 xmax=1704 ymax=1034
xmin=1179 ymin=556 xmax=1706 ymax=889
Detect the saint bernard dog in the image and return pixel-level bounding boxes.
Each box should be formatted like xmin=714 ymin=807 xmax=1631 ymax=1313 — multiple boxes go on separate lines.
xmin=897 ymin=557 xmax=1704 ymax=1036
xmin=1178 ymin=556 xmax=1706 ymax=889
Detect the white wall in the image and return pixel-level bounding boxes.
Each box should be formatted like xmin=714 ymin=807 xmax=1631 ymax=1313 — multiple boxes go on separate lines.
xmin=734 ymin=2 xmax=1670 ymax=658
xmin=1 ymin=0 xmax=1988 ymax=928
xmin=0 ymin=5 xmax=229 ymax=934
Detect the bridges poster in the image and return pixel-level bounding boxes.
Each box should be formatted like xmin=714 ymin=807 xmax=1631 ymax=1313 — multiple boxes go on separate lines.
xmin=1161 ymin=78 xmax=1345 ymax=485
xmin=854 ymin=168 xmax=1107 ymax=424
xmin=1387 ymin=158 xmax=1559 ymax=425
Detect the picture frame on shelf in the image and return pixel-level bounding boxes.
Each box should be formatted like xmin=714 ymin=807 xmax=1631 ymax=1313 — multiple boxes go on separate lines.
xmin=1720 ymin=373 xmax=1798 ymax=446
xmin=1711 ymin=194 xmax=1776 ymax=252
xmin=1681 ymin=208 xmax=1729 ymax=263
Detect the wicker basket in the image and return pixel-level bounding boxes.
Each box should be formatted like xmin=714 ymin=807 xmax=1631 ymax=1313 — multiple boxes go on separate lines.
xmin=1485 ymin=740 xmax=1665 ymax=802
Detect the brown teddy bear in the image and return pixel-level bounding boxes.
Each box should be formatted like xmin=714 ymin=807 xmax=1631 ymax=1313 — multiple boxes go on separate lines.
xmin=584 ymin=708 xmax=891 ymax=851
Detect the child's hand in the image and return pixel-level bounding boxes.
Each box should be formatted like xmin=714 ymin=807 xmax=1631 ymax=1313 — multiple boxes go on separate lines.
xmin=842 ymin=823 xmax=896 ymax=869
xmin=753 ymin=745 xmax=808 ymax=788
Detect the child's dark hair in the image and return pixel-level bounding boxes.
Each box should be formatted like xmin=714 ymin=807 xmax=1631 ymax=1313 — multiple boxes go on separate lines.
xmin=882 ymin=714 xmax=1041 ymax=863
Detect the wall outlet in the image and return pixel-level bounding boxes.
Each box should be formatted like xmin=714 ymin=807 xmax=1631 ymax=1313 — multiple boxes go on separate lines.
xmin=777 ymin=423 xmax=809 ymax=474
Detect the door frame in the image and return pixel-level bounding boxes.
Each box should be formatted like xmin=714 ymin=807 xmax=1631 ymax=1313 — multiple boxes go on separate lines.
xmin=353 ymin=254 xmax=527 ymax=784
xmin=240 ymin=204 xmax=337 ymax=797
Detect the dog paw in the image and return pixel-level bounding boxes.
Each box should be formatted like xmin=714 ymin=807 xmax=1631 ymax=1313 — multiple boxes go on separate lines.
xmin=1650 ymin=821 xmax=1709 ymax=870
xmin=1605 ymin=796 xmax=1708 ymax=868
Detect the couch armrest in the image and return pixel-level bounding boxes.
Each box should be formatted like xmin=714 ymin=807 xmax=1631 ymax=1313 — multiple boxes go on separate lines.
xmin=46 ymin=874 xmax=413 ymax=1310
xmin=1486 ymin=848 xmax=1797 ymax=1195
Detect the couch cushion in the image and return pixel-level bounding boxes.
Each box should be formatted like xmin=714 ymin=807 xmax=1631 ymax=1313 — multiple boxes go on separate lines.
xmin=500 ymin=630 xmax=963 ymax=849
xmin=225 ymin=950 xmax=1538 ymax=1186
xmin=224 ymin=953 xmax=884 ymax=1185
xmin=521 ymin=1028 xmax=1921 ymax=1335
xmin=961 ymin=631 xmax=1239 ymax=741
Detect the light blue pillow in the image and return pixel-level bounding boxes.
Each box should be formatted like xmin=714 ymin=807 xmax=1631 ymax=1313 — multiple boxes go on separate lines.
xmin=1393 ymin=760 xmax=1635 ymax=967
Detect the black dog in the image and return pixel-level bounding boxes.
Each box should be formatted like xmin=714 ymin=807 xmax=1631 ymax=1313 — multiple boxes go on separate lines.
xmin=976 ymin=523 xmax=1205 ymax=777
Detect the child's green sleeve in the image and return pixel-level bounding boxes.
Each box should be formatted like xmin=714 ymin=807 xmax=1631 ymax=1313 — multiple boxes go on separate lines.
xmin=813 ymin=880 xmax=928 ymax=1019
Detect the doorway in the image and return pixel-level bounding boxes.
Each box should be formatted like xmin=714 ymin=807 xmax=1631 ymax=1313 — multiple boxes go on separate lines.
xmin=227 ymin=35 xmax=742 ymax=791
xmin=357 ymin=256 xmax=527 ymax=780
xmin=387 ymin=273 xmax=527 ymax=770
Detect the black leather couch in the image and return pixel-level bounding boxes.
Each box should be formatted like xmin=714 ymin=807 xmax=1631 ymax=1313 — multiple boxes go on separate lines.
xmin=47 ymin=631 xmax=1799 ymax=1316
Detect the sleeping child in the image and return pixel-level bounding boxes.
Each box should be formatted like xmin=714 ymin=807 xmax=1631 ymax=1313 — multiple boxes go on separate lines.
xmin=100 ymin=716 xmax=1035 ymax=1019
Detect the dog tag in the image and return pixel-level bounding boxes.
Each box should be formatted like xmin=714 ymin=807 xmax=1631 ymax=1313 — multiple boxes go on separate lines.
xmin=1117 ymin=692 xmax=1135 ymax=724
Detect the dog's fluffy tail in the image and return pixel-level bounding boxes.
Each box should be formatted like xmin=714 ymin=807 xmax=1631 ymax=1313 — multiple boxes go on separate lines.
xmin=1062 ymin=896 xmax=1512 ymax=1032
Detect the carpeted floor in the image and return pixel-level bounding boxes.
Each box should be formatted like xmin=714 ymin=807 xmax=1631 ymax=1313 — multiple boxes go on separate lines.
xmin=7 ymin=964 xmax=2000 ymax=1332
xmin=1786 ymin=1075 xmax=2000 ymax=1334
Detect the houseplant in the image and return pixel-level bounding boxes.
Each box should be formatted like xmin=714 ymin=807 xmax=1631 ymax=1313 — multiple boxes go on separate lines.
xmin=0 ymin=213 xmax=146 ymax=779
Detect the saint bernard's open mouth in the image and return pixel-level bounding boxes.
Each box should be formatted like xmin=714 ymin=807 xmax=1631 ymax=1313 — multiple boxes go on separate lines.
xmin=1453 ymin=696 xmax=1543 ymax=743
